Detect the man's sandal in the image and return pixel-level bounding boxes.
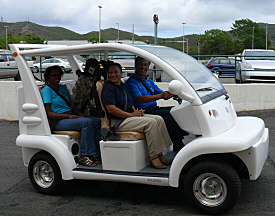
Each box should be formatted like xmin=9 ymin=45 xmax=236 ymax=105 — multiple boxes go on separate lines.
xmin=158 ymin=152 xmax=172 ymax=165
xmin=79 ymin=156 xmax=97 ymax=167
xmin=149 ymin=155 xmax=166 ymax=169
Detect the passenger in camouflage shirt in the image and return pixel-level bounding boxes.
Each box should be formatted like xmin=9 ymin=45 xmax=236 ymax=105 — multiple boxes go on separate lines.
xmin=74 ymin=58 xmax=99 ymax=116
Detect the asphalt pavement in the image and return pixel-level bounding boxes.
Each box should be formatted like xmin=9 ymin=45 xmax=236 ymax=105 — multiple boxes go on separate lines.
xmin=0 ymin=109 xmax=275 ymax=215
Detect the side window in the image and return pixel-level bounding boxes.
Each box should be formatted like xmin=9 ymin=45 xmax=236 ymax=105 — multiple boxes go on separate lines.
xmin=52 ymin=59 xmax=59 ymax=63
xmin=43 ymin=60 xmax=51 ymax=63
xmin=214 ymin=60 xmax=219 ymax=64
xmin=0 ymin=53 xmax=8 ymax=61
xmin=8 ymin=55 xmax=15 ymax=62
xmin=230 ymin=60 xmax=235 ymax=65
xmin=220 ymin=59 xmax=229 ymax=65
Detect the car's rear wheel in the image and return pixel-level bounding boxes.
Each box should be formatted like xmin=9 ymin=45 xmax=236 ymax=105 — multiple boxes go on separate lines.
xmin=14 ymin=71 xmax=21 ymax=81
xmin=184 ymin=160 xmax=241 ymax=215
xmin=28 ymin=152 xmax=63 ymax=195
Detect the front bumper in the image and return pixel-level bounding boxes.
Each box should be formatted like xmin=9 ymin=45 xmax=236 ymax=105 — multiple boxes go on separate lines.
xmin=241 ymin=70 xmax=275 ymax=82
xmin=234 ymin=127 xmax=269 ymax=180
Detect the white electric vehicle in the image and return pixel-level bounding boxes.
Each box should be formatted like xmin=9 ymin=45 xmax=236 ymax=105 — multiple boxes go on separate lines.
xmin=10 ymin=43 xmax=269 ymax=215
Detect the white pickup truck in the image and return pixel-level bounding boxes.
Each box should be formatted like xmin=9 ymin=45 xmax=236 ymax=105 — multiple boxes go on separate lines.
xmin=11 ymin=43 xmax=269 ymax=215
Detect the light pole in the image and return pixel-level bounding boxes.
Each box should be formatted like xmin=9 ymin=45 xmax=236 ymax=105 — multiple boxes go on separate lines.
xmin=116 ymin=23 xmax=119 ymax=42
xmin=98 ymin=6 xmax=102 ymax=43
xmin=182 ymin=23 xmax=186 ymax=53
xmin=4 ymin=25 xmax=9 ymax=50
xmin=266 ymin=23 xmax=268 ymax=50
xmin=252 ymin=26 xmax=254 ymax=49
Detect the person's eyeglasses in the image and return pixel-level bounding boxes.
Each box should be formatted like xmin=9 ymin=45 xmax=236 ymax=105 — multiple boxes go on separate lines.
xmin=51 ymin=74 xmax=61 ymax=77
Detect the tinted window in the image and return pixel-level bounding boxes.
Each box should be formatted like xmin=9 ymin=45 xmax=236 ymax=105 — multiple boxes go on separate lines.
xmin=230 ymin=60 xmax=235 ymax=65
xmin=220 ymin=59 xmax=230 ymax=65
xmin=0 ymin=53 xmax=8 ymax=61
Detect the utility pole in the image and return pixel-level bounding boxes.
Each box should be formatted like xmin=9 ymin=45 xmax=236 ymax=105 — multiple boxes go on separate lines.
xmin=132 ymin=24 xmax=135 ymax=44
xmin=266 ymin=23 xmax=268 ymax=50
xmin=116 ymin=23 xmax=119 ymax=42
xmin=4 ymin=25 xmax=9 ymax=50
xmin=182 ymin=23 xmax=186 ymax=53
xmin=98 ymin=6 xmax=102 ymax=43
xmin=252 ymin=26 xmax=254 ymax=49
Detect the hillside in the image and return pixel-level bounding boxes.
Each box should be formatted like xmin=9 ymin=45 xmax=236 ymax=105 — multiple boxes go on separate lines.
xmin=0 ymin=21 xmax=202 ymax=46
xmin=0 ymin=21 xmax=274 ymax=48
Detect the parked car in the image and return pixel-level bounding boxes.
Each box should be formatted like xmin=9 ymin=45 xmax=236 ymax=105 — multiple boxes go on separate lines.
xmin=33 ymin=58 xmax=72 ymax=73
xmin=0 ymin=49 xmax=34 ymax=80
xmin=11 ymin=43 xmax=269 ymax=215
xmin=110 ymin=51 xmax=162 ymax=81
xmin=237 ymin=49 xmax=275 ymax=83
xmin=207 ymin=57 xmax=236 ymax=77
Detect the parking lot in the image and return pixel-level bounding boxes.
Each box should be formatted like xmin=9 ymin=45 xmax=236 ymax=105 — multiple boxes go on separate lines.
xmin=1 ymin=109 xmax=275 ymax=215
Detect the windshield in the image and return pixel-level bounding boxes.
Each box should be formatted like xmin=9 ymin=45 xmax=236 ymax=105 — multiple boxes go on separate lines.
xmin=244 ymin=50 xmax=275 ymax=60
xmin=112 ymin=52 xmax=135 ymax=59
xmin=135 ymin=45 xmax=226 ymax=103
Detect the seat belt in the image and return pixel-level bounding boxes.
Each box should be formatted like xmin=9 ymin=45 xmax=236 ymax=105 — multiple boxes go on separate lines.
xmin=101 ymin=84 xmax=128 ymax=140
xmin=131 ymin=76 xmax=153 ymax=95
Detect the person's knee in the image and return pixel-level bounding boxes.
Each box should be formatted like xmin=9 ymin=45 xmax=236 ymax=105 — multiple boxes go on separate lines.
xmin=146 ymin=118 xmax=158 ymax=127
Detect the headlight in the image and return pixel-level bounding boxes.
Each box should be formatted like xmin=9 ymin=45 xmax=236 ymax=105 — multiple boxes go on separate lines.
xmin=243 ymin=61 xmax=253 ymax=69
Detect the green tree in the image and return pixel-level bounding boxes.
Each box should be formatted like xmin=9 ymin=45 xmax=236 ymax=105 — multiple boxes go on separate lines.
xmin=231 ymin=18 xmax=270 ymax=49
xmin=23 ymin=34 xmax=44 ymax=44
xmin=0 ymin=33 xmax=44 ymax=49
xmin=88 ymin=36 xmax=107 ymax=43
xmin=200 ymin=29 xmax=234 ymax=55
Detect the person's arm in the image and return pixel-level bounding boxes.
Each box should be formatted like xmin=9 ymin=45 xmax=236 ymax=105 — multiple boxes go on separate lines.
xmin=44 ymin=103 xmax=80 ymax=119
xmin=105 ymin=105 xmax=143 ymax=118
xmin=136 ymin=91 xmax=171 ymax=104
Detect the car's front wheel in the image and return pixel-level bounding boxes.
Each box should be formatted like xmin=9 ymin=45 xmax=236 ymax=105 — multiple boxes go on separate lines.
xmin=28 ymin=152 xmax=63 ymax=195
xmin=184 ymin=160 xmax=241 ymax=215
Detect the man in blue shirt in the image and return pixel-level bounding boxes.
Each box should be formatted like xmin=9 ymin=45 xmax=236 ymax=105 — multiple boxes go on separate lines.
xmin=126 ymin=57 xmax=188 ymax=152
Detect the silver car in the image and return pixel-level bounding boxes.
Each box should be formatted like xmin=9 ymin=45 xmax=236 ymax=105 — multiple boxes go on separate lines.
xmin=0 ymin=50 xmax=35 ymax=80
xmin=33 ymin=58 xmax=72 ymax=73
xmin=237 ymin=49 xmax=275 ymax=83
xmin=0 ymin=49 xmax=20 ymax=80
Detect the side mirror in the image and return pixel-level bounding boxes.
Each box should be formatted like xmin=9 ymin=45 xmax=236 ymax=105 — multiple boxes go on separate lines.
xmin=0 ymin=58 xmax=4 ymax=62
xmin=168 ymin=80 xmax=194 ymax=102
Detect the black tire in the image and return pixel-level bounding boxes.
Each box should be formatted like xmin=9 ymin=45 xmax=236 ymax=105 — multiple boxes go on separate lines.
xmin=34 ymin=67 xmax=39 ymax=73
xmin=28 ymin=152 xmax=63 ymax=195
xmin=184 ymin=160 xmax=241 ymax=215
xmin=14 ymin=71 xmax=21 ymax=81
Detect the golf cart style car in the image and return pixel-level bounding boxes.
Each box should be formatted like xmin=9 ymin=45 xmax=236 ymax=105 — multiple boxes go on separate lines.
xmin=11 ymin=43 xmax=269 ymax=215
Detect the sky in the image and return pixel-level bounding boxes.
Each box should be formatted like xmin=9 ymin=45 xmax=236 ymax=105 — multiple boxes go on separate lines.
xmin=1 ymin=0 xmax=274 ymax=38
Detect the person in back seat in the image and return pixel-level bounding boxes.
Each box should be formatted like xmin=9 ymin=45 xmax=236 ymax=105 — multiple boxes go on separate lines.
xmin=74 ymin=58 xmax=100 ymax=116
xmin=40 ymin=65 xmax=101 ymax=167
xmin=102 ymin=63 xmax=172 ymax=169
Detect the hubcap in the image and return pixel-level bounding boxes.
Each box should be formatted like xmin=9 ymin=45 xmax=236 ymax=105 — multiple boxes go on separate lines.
xmin=193 ymin=173 xmax=227 ymax=207
xmin=33 ymin=160 xmax=54 ymax=188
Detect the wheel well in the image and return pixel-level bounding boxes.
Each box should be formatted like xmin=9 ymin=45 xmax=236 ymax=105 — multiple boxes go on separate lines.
xmin=181 ymin=153 xmax=249 ymax=179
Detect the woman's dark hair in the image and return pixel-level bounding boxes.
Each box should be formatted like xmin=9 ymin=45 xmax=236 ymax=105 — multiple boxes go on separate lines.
xmin=109 ymin=62 xmax=123 ymax=73
xmin=44 ymin=65 xmax=64 ymax=84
